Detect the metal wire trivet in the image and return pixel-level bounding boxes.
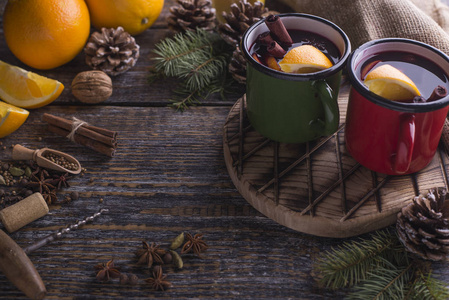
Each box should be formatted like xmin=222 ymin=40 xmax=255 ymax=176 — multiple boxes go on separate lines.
xmin=223 ymin=95 xmax=449 ymax=237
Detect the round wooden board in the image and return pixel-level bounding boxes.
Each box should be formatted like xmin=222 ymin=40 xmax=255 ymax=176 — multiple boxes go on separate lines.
xmin=223 ymin=84 xmax=449 ymax=238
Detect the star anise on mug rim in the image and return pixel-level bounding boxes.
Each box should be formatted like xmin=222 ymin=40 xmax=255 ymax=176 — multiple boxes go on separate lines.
xmin=181 ymin=233 xmax=208 ymax=257
xmin=136 ymin=241 xmax=166 ymax=268
xmin=145 ymin=265 xmax=171 ymax=291
xmin=94 ymin=259 xmax=121 ymax=282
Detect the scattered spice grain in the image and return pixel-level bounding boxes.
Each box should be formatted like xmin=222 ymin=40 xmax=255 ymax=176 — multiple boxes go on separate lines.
xmin=129 ymin=274 xmax=139 ymax=286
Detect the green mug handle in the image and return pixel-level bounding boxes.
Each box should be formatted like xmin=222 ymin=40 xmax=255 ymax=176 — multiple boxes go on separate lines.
xmin=310 ymin=80 xmax=339 ymax=136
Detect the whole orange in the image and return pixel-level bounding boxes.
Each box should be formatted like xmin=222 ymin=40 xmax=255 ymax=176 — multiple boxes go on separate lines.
xmin=3 ymin=0 xmax=90 ymax=70
xmin=85 ymin=0 xmax=164 ymax=36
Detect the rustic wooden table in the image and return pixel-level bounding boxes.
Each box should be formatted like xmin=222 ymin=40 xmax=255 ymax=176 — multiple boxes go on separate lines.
xmin=0 ymin=0 xmax=448 ymax=299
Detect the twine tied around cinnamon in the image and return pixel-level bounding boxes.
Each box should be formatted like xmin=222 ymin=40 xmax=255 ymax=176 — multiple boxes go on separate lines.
xmin=66 ymin=117 xmax=88 ymax=142
xmin=42 ymin=113 xmax=118 ymax=157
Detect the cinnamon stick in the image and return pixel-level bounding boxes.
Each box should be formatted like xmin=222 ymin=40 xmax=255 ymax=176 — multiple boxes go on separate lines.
xmin=42 ymin=114 xmax=116 ymax=147
xmin=267 ymin=41 xmax=286 ymax=58
xmin=47 ymin=125 xmax=115 ymax=157
xmin=258 ymin=31 xmax=274 ymax=46
xmin=265 ymin=15 xmax=292 ymax=47
xmin=428 ymin=85 xmax=448 ymax=102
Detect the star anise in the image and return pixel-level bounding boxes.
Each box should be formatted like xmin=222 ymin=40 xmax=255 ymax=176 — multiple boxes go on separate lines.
xmin=30 ymin=165 xmax=47 ymax=177
xmin=136 ymin=241 xmax=166 ymax=268
xmin=181 ymin=233 xmax=208 ymax=257
xmin=27 ymin=170 xmax=55 ymax=194
xmin=52 ymin=172 xmax=71 ymax=189
xmin=94 ymin=259 xmax=121 ymax=282
xmin=145 ymin=265 xmax=171 ymax=291
xmin=42 ymin=189 xmax=58 ymax=205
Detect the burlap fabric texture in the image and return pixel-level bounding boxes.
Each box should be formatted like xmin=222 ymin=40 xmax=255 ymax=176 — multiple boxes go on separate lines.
xmin=277 ymin=0 xmax=449 ymax=54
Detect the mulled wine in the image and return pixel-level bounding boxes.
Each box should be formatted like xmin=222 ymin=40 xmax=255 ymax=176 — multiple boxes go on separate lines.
xmin=250 ymin=29 xmax=341 ymax=71
xmin=358 ymin=51 xmax=449 ymax=102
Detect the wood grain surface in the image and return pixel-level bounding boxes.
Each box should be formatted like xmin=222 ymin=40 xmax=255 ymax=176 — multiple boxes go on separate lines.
xmin=0 ymin=0 xmax=448 ymax=299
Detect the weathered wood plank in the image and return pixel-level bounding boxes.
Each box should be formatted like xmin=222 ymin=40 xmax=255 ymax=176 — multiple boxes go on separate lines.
xmin=0 ymin=105 xmax=349 ymax=299
xmin=0 ymin=0 xmax=448 ymax=298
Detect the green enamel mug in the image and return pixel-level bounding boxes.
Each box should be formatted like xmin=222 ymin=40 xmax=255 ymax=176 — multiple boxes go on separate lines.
xmin=241 ymin=13 xmax=351 ymax=143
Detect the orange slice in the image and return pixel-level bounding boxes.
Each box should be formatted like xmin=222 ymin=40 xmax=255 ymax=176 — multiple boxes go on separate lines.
xmin=0 ymin=101 xmax=29 ymax=138
xmin=266 ymin=56 xmax=281 ymax=71
xmin=278 ymin=45 xmax=333 ymax=73
xmin=0 ymin=60 xmax=64 ymax=109
xmin=364 ymin=64 xmax=420 ymax=101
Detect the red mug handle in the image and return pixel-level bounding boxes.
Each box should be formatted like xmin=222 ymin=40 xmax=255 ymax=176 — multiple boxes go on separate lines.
xmin=392 ymin=114 xmax=415 ymax=174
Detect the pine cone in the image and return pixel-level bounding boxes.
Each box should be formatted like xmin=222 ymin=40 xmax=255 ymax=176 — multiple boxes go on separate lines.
xmin=217 ymin=1 xmax=269 ymax=48
xmin=84 ymin=27 xmax=140 ymax=76
xmin=397 ymin=187 xmax=449 ymax=261
xmin=229 ymin=46 xmax=247 ymax=84
xmin=167 ymin=0 xmax=216 ymax=33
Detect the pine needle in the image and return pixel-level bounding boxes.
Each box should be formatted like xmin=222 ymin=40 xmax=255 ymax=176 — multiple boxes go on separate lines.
xmin=169 ymin=73 xmax=242 ymax=111
xmin=152 ymin=29 xmax=232 ymax=93
xmin=347 ymin=259 xmax=414 ymax=300
xmin=406 ymin=272 xmax=449 ymax=300
xmin=315 ymin=230 xmax=405 ymax=289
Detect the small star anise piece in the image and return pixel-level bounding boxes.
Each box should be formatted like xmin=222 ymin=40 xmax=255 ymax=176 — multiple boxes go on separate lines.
xmin=94 ymin=259 xmax=121 ymax=282
xmin=181 ymin=233 xmax=208 ymax=257
xmin=42 ymin=188 xmax=58 ymax=205
xmin=52 ymin=172 xmax=71 ymax=189
xmin=136 ymin=241 xmax=166 ymax=268
xmin=145 ymin=265 xmax=171 ymax=291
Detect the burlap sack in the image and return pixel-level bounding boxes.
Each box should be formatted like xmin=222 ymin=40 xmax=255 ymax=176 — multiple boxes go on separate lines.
xmin=277 ymin=0 xmax=449 ymax=54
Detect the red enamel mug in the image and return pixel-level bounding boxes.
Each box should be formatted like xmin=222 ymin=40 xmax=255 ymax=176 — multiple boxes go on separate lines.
xmin=345 ymin=38 xmax=449 ymax=175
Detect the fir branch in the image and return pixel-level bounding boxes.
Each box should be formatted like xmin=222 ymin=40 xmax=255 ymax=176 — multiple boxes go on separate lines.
xmin=406 ymin=272 xmax=449 ymax=300
xmin=315 ymin=230 xmax=405 ymax=289
xmin=182 ymin=53 xmax=228 ymax=91
xmin=169 ymin=74 xmax=242 ymax=112
xmin=169 ymin=88 xmax=201 ymax=111
xmin=347 ymin=259 xmax=414 ymax=300
xmin=153 ymin=29 xmax=215 ymax=77
xmin=152 ymin=29 xmax=231 ymax=92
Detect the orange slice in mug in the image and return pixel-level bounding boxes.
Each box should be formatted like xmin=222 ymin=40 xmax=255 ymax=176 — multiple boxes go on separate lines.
xmin=279 ymin=45 xmax=333 ymax=73
xmin=364 ymin=64 xmax=420 ymax=101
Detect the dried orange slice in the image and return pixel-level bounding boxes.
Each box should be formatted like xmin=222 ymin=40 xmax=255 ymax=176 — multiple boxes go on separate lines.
xmin=278 ymin=45 xmax=333 ymax=73
xmin=364 ymin=64 xmax=420 ymax=101
xmin=0 ymin=101 xmax=29 ymax=138
xmin=0 ymin=60 xmax=64 ymax=109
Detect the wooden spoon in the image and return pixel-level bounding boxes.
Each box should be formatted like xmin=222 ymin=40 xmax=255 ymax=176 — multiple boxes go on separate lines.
xmin=12 ymin=144 xmax=82 ymax=175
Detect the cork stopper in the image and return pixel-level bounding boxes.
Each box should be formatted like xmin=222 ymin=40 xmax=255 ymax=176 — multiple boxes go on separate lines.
xmin=0 ymin=193 xmax=49 ymax=233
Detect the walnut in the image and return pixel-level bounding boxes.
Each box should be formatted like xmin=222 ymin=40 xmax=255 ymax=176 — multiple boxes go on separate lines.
xmin=71 ymin=71 xmax=113 ymax=104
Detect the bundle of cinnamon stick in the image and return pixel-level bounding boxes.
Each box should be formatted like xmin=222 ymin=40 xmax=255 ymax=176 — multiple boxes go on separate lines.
xmin=42 ymin=113 xmax=117 ymax=157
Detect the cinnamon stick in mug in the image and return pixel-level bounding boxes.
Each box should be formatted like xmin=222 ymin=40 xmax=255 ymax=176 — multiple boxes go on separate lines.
xmin=265 ymin=15 xmax=292 ymax=47
xmin=258 ymin=31 xmax=274 ymax=45
xmin=267 ymin=41 xmax=286 ymax=58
